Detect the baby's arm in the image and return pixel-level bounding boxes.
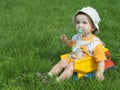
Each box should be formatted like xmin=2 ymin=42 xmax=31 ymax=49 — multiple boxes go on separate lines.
xmin=60 ymin=34 xmax=73 ymax=48
xmin=96 ymin=61 xmax=105 ymax=81
xmin=93 ymin=43 xmax=106 ymax=81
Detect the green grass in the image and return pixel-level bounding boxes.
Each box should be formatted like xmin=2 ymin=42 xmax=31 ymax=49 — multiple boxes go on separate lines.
xmin=0 ymin=0 xmax=120 ymax=89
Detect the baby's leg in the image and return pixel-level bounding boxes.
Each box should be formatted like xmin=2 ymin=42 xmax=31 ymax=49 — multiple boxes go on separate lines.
xmin=48 ymin=59 xmax=68 ymax=76
xmin=57 ymin=62 xmax=74 ymax=81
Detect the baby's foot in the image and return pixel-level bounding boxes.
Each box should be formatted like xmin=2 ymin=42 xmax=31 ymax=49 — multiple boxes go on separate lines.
xmin=36 ymin=72 xmax=50 ymax=83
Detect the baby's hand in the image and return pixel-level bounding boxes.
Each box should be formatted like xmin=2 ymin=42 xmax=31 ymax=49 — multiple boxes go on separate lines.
xmin=96 ymin=71 xmax=104 ymax=81
xmin=60 ymin=34 xmax=68 ymax=42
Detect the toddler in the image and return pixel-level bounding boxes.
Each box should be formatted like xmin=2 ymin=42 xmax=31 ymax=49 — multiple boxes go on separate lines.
xmin=48 ymin=7 xmax=106 ymax=82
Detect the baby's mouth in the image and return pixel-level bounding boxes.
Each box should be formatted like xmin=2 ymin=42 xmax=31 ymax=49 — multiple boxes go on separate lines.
xmin=77 ymin=28 xmax=83 ymax=34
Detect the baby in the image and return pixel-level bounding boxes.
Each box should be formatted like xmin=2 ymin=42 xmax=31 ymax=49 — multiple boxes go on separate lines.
xmin=48 ymin=7 xmax=106 ymax=82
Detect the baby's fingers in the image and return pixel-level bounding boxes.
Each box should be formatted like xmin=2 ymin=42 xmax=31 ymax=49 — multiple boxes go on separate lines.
xmin=96 ymin=72 xmax=104 ymax=81
xmin=60 ymin=34 xmax=67 ymax=41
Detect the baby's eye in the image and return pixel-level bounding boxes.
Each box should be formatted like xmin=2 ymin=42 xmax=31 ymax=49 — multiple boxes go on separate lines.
xmin=83 ymin=21 xmax=87 ymax=24
xmin=76 ymin=21 xmax=80 ymax=24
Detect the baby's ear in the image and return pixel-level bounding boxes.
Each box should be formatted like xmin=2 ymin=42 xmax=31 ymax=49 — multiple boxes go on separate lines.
xmin=92 ymin=25 xmax=96 ymax=31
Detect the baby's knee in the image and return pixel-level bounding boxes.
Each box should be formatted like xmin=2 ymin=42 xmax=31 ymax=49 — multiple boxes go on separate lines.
xmin=58 ymin=59 xmax=68 ymax=68
xmin=66 ymin=64 xmax=74 ymax=72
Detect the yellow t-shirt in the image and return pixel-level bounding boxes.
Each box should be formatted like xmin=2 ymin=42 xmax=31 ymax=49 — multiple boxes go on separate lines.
xmin=71 ymin=34 xmax=106 ymax=62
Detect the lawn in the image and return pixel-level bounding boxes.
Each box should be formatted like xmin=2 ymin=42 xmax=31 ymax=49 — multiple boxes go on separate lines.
xmin=0 ymin=0 xmax=120 ymax=90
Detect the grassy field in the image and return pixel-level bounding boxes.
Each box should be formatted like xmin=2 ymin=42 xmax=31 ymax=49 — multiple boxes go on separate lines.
xmin=0 ymin=0 xmax=120 ymax=90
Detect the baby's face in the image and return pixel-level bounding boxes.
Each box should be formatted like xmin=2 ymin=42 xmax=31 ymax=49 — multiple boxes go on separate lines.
xmin=75 ymin=14 xmax=95 ymax=37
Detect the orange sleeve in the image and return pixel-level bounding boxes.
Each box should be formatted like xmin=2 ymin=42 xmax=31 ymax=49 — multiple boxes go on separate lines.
xmin=69 ymin=40 xmax=74 ymax=48
xmin=93 ymin=44 xmax=107 ymax=62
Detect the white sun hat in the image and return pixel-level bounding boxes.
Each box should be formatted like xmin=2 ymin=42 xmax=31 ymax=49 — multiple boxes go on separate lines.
xmin=73 ymin=7 xmax=101 ymax=34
